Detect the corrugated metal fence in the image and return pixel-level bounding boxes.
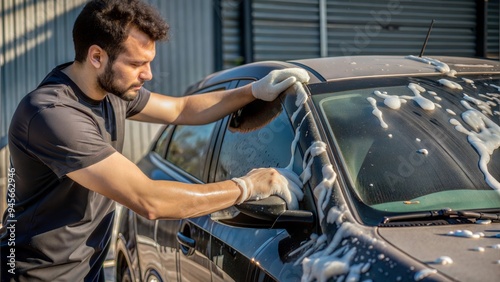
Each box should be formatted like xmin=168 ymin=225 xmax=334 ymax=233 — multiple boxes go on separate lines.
xmin=0 ymin=0 xmax=215 ymax=217
xmin=248 ymin=0 xmax=495 ymax=61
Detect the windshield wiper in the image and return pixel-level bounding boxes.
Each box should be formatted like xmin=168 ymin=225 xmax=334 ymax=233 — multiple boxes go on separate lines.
xmin=381 ymin=209 xmax=500 ymax=224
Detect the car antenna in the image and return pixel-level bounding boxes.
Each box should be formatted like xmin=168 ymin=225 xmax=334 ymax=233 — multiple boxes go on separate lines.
xmin=419 ymin=19 xmax=435 ymax=57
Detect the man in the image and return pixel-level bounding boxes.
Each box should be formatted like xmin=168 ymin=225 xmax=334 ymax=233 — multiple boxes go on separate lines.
xmin=0 ymin=0 xmax=309 ymax=281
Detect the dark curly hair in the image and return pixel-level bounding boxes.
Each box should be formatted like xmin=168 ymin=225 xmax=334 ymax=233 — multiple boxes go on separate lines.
xmin=73 ymin=0 xmax=169 ymax=63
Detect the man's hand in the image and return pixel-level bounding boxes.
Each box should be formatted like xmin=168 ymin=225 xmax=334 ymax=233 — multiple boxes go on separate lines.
xmin=251 ymin=68 xmax=310 ymax=101
xmin=232 ymin=168 xmax=304 ymax=210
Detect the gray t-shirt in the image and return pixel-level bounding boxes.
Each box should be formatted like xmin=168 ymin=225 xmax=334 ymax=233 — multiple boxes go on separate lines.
xmin=0 ymin=62 xmax=150 ymax=281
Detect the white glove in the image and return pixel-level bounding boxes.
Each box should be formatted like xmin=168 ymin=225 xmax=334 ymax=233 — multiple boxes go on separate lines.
xmin=251 ymin=68 xmax=310 ymax=101
xmin=232 ymin=168 xmax=304 ymax=210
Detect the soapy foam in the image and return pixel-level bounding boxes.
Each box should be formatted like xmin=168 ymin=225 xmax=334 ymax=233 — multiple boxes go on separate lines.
xmin=433 ymin=256 xmax=453 ymax=265
xmin=450 ymin=101 xmax=500 ymax=190
xmin=374 ymin=90 xmax=405 ymax=110
xmin=438 ymin=78 xmax=463 ymax=90
xmin=367 ymin=97 xmax=389 ymax=128
xmin=414 ymin=269 xmax=437 ymax=281
xmin=472 ymin=246 xmax=485 ymax=252
xmin=447 ymin=230 xmax=484 ymax=239
xmin=405 ymin=55 xmax=451 ymax=75
xmin=406 ymin=83 xmax=436 ymax=111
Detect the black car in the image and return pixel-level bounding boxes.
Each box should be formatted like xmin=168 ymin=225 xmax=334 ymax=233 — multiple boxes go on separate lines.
xmin=114 ymin=55 xmax=500 ymax=282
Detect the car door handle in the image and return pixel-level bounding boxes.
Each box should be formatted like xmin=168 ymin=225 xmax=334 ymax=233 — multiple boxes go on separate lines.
xmin=176 ymin=231 xmax=196 ymax=256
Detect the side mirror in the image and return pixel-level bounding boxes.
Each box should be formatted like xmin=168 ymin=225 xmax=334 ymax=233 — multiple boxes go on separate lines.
xmin=218 ymin=196 xmax=315 ymax=235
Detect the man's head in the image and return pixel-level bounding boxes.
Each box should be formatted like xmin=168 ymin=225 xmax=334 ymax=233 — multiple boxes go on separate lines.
xmin=73 ymin=0 xmax=168 ymax=63
xmin=73 ymin=0 xmax=169 ymax=100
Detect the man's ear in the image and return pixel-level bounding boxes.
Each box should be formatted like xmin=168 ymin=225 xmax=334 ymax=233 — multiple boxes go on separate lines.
xmin=87 ymin=45 xmax=106 ymax=68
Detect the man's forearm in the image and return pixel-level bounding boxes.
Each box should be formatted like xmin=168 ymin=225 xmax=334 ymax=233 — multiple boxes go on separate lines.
xmin=172 ymin=84 xmax=255 ymax=125
xmin=142 ymin=179 xmax=242 ymax=219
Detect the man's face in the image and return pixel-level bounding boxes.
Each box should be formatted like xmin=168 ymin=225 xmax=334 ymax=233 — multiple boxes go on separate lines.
xmin=97 ymin=27 xmax=156 ymax=101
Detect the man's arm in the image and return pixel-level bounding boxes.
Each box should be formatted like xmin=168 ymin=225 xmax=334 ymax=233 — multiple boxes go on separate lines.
xmin=129 ymin=84 xmax=255 ymax=125
xmin=67 ymin=152 xmax=302 ymax=219
xmin=129 ymin=68 xmax=310 ymax=125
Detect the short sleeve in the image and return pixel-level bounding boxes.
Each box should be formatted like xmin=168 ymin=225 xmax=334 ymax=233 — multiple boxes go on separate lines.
xmin=27 ymin=105 xmax=116 ymax=178
xmin=126 ymin=87 xmax=151 ymax=118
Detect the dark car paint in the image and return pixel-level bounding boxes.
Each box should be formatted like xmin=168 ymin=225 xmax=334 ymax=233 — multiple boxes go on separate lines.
xmin=115 ymin=56 xmax=500 ymax=282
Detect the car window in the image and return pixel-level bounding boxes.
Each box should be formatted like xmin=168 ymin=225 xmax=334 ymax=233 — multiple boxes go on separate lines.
xmin=311 ymin=75 xmax=500 ymax=213
xmin=152 ymin=126 xmax=172 ymax=158
xmin=166 ymin=123 xmax=217 ymax=179
xmin=215 ymin=98 xmax=302 ymax=181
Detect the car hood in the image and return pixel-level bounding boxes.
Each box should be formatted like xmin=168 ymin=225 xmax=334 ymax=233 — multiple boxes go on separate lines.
xmin=377 ymin=223 xmax=500 ymax=281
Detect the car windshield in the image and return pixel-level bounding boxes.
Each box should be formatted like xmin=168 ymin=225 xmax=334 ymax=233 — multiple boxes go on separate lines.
xmin=311 ymin=75 xmax=500 ymax=214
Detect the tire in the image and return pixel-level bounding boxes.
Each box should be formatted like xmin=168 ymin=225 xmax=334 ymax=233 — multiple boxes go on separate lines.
xmin=116 ymin=259 xmax=133 ymax=282
xmin=120 ymin=264 xmax=132 ymax=282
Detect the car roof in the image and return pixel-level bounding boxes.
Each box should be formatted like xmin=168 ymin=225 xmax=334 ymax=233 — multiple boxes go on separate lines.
xmin=186 ymin=55 xmax=500 ymax=94
xmin=293 ymin=55 xmax=500 ymax=82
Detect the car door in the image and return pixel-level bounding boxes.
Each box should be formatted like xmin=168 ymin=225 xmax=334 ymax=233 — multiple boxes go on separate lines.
xmin=150 ymin=82 xmax=237 ymax=281
xmin=135 ymin=125 xmax=177 ymax=282
xmin=140 ymin=121 xmax=218 ymax=282
xmin=163 ymin=121 xmax=218 ymax=281
xmin=207 ymin=81 xmax=313 ymax=281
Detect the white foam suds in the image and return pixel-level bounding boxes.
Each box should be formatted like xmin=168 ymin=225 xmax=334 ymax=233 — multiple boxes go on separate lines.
xmin=446 ymin=69 xmax=457 ymax=77
xmin=491 ymin=244 xmax=500 ymax=249
xmin=449 ymin=119 xmax=469 ymax=135
xmin=451 ymin=101 xmax=500 ymax=190
xmin=455 ymin=64 xmax=494 ymax=68
xmin=346 ymin=262 xmax=371 ymax=282
xmin=434 ymin=256 xmax=453 ymax=265
xmin=463 ymin=94 xmax=494 ymax=116
xmin=301 ymin=247 xmax=356 ymax=282
xmin=462 ymin=77 xmax=474 ymax=84
xmin=301 ymin=222 xmax=364 ymax=282
xmin=300 ymin=141 xmax=327 ymax=184
xmin=406 ymin=55 xmax=451 ymax=74
xmin=462 ymin=77 xmax=477 ymax=88
xmin=313 ymin=165 xmax=336 ymax=222
xmin=486 ymin=94 xmax=500 ymax=113
xmin=414 ymin=268 xmax=437 ymax=281
xmin=489 ymin=84 xmax=500 ymax=91
xmin=475 ymin=219 xmax=492 ymax=225
xmin=292 ymin=234 xmax=328 ymax=265
xmin=370 ymin=83 xmax=437 ymax=128
xmin=438 ymin=78 xmax=463 ymax=90
xmin=285 ymin=112 xmax=310 ymax=170
xmin=406 ymin=83 xmax=435 ymax=110
xmin=472 ymin=246 xmax=485 ymax=252
xmin=446 ymin=109 xmax=457 ymax=116
xmin=447 ymin=230 xmax=484 ymax=239
xmin=416 ymin=149 xmax=428 ymax=155
xmin=291 ymin=82 xmax=309 ymax=124
xmin=367 ymin=97 xmax=388 ymax=128
xmin=373 ymin=90 xmax=405 ymax=110
xmin=415 ymin=138 xmax=421 ymax=142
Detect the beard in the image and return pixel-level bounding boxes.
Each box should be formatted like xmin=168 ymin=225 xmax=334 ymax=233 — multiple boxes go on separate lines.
xmin=97 ymin=62 xmax=141 ymax=102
